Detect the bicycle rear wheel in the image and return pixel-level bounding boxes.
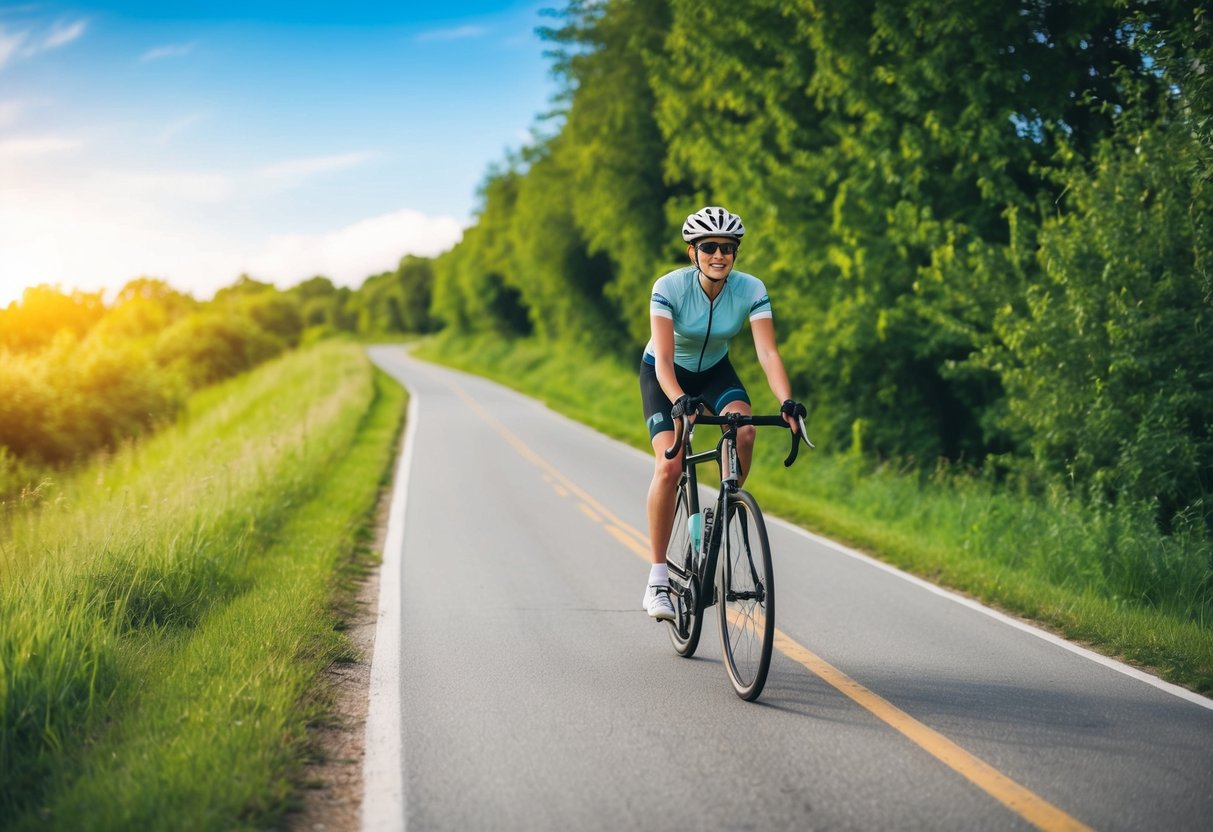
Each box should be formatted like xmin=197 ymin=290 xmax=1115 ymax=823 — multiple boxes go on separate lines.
xmin=718 ymin=490 xmax=774 ymax=701
xmin=665 ymin=478 xmax=703 ymax=657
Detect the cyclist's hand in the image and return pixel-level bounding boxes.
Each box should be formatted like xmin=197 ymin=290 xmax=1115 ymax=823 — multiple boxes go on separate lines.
xmin=780 ymin=399 xmax=807 ymax=434
xmin=670 ymin=394 xmax=703 ymax=422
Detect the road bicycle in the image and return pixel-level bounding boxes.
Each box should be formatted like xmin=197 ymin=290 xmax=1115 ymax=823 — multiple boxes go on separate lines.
xmin=662 ymin=406 xmax=812 ymax=701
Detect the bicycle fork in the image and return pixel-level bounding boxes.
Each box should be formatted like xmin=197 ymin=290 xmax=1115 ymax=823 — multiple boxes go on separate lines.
xmin=725 ymin=509 xmax=765 ymax=604
xmin=717 ymin=433 xmax=765 ymax=604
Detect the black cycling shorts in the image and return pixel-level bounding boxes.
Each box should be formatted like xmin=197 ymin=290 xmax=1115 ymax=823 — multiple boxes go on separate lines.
xmin=639 ymin=354 xmax=750 ymax=439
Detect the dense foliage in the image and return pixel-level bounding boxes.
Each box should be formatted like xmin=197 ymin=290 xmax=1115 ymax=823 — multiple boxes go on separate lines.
xmin=429 ymin=0 xmax=1212 ymax=540
xmin=0 ymin=254 xmax=432 ymax=496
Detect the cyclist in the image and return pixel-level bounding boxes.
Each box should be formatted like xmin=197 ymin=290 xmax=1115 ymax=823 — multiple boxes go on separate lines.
xmin=640 ymin=206 xmax=806 ymax=621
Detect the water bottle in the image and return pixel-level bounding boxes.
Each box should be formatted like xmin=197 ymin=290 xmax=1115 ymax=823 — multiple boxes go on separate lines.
xmin=688 ymin=511 xmax=703 ymax=552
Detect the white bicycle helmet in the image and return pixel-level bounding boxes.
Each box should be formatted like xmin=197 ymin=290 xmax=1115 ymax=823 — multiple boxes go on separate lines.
xmin=682 ymin=206 xmax=746 ymax=242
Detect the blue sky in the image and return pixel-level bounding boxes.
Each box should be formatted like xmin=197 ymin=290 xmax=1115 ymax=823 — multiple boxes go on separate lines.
xmin=0 ymin=1 xmax=561 ymax=305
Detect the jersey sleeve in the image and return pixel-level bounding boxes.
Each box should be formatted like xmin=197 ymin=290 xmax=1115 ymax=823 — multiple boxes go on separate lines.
xmin=748 ymin=278 xmax=772 ymax=321
xmin=650 ymin=274 xmax=675 ymax=320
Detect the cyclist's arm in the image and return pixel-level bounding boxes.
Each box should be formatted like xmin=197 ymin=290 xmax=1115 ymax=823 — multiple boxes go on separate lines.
xmin=750 ymin=317 xmax=797 ymax=431
xmin=650 ymin=314 xmax=686 ymax=405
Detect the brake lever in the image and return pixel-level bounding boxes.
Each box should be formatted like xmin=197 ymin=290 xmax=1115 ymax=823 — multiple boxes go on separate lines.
xmin=782 ymin=415 xmax=815 ymax=467
xmin=799 ymin=415 xmax=815 ymax=449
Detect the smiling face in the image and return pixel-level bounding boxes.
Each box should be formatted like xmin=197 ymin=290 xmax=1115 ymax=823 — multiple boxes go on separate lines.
xmin=687 ymin=235 xmax=739 ymax=283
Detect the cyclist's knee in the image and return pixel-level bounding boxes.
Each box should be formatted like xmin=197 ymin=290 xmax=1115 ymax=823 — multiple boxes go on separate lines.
xmin=654 ymin=454 xmax=681 ymax=487
xmin=737 ymin=424 xmax=756 ymax=447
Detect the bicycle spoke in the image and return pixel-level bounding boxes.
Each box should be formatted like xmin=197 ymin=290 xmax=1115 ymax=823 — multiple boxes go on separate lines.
xmin=718 ymin=492 xmax=774 ymax=701
xmin=666 ymin=482 xmax=703 ymax=657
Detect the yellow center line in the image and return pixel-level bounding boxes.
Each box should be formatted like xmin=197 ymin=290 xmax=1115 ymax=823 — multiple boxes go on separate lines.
xmin=438 ymin=373 xmax=1093 ymax=832
xmin=772 ymin=632 xmax=1091 ymax=831
xmin=442 ymin=378 xmax=646 ymax=542
xmin=605 ymin=524 xmax=650 ymax=558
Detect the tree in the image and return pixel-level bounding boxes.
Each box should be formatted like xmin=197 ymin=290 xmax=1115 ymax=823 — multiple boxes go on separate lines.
xmin=395 ymin=255 xmax=438 ymax=333
xmin=429 ymin=167 xmax=533 ymax=337
xmin=540 ymin=0 xmax=677 ymax=347
xmin=0 ymin=286 xmax=106 ymax=353
xmin=153 ymin=311 xmax=284 ymax=387
xmin=355 ymin=270 xmax=405 ymax=334
xmin=89 ymin=278 xmax=197 ymax=341
xmin=239 ymin=292 xmax=304 ymax=347
xmin=992 ymin=81 xmax=1213 ymax=525
xmin=212 ymin=273 xmax=277 ymax=302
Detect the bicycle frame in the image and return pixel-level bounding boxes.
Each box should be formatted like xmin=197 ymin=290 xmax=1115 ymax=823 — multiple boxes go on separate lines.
xmin=673 ymin=423 xmax=741 ymax=616
xmin=670 ymin=410 xmax=805 ymax=616
xmin=663 ymin=407 xmax=812 ymax=698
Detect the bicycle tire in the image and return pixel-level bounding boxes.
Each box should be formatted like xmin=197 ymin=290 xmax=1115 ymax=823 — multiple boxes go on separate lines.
xmin=718 ymin=490 xmax=774 ymax=701
xmin=665 ymin=478 xmax=703 ymax=657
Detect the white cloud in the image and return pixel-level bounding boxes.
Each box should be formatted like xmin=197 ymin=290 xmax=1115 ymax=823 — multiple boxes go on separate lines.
xmin=0 ymin=17 xmax=86 ymax=70
xmin=0 ymin=134 xmax=82 ymax=160
xmin=42 ymin=19 xmax=85 ymax=50
xmin=255 ymin=150 xmax=377 ymax=188
xmin=245 ymin=209 xmax=463 ymax=287
xmin=0 ymin=96 xmax=52 ymax=129
xmin=0 ymin=26 xmax=25 ymax=68
xmin=90 ymin=168 xmax=234 ymax=204
xmin=0 ymin=98 xmax=25 ymax=127
xmin=140 ymin=41 xmax=196 ymax=63
xmin=414 ymin=25 xmax=487 ymax=43
xmin=154 ymin=112 xmax=209 ymax=144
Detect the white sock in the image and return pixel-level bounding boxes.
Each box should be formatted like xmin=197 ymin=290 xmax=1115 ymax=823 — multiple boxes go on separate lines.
xmin=649 ymin=563 xmax=669 ymax=586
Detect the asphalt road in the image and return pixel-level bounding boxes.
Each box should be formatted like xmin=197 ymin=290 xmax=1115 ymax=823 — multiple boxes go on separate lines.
xmin=362 ymin=345 xmax=1213 ymax=832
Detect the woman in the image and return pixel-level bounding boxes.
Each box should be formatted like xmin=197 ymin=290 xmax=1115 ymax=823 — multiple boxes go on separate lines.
xmin=639 ymin=206 xmax=806 ymax=620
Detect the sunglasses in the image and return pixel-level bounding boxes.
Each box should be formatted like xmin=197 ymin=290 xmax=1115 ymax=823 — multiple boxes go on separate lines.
xmin=695 ymin=241 xmax=738 ymax=256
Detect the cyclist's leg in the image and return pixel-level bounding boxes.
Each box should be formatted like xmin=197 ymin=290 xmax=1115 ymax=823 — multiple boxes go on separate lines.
xmin=639 ymin=360 xmax=682 ymax=565
xmin=646 ymin=431 xmax=681 ymax=563
xmin=718 ymin=399 xmax=755 ymax=486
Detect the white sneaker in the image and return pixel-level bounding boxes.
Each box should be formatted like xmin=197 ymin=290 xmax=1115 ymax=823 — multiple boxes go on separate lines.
xmin=643 ymin=584 xmax=675 ymax=621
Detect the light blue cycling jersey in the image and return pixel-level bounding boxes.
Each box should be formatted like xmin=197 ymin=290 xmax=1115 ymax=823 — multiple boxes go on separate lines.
xmin=643 ymin=266 xmax=773 ymax=372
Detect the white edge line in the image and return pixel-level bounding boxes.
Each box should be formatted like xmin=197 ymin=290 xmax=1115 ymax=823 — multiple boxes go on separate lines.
xmin=768 ymin=515 xmax=1213 ymax=712
xmin=359 ymin=393 xmax=418 ymax=832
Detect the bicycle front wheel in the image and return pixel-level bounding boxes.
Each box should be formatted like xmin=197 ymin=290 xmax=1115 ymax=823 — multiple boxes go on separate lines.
xmin=718 ymin=490 xmax=774 ymax=701
xmin=665 ymin=479 xmax=703 ymax=658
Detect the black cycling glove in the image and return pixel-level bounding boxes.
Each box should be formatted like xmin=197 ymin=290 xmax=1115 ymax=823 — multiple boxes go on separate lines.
xmin=780 ymin=399 xmax=808 ymax=421
xmin=670 ymin=394 xmax=703 ymax=420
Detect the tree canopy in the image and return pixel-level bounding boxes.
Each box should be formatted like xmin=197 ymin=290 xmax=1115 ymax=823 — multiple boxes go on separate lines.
xmin=428 ymin=0 xmax=1212 ymax=532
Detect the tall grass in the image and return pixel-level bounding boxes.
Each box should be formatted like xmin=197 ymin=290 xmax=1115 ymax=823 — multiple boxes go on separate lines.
xmin=414 ymin=333 xmax=1213 ymax=693
xmin=0 ymin=340 xmax=406 ymax=828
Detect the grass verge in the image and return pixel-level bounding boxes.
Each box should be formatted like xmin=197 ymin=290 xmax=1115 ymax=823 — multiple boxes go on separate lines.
xmin=0 ymin=340 xmax=406 ymax=830
xmin=414 ymin=332 xmax=1213 ymax=695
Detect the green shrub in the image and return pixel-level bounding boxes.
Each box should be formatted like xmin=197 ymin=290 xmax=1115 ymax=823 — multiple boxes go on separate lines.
xmin=154 ymin=312 xmax=286 ymax=387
